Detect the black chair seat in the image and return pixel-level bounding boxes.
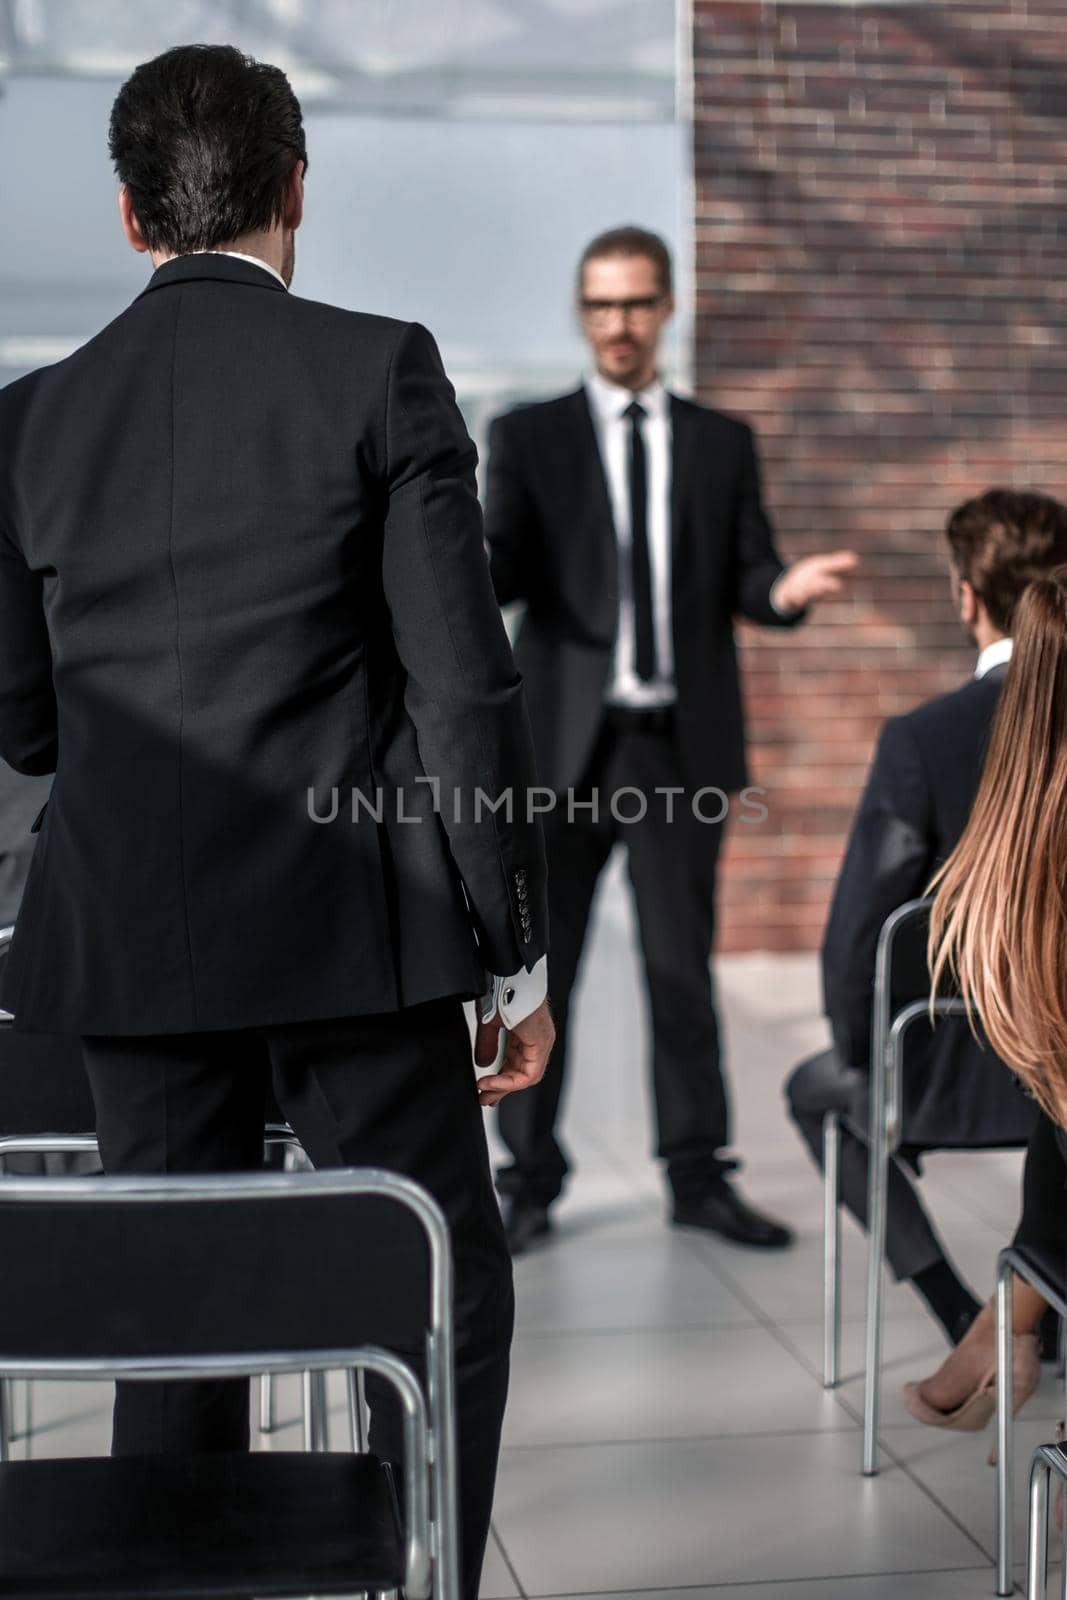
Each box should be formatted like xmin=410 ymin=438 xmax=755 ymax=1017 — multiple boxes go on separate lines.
xmin=1013 ymin=1241 xmax=1067 ymax=1304
xmin=0 ymin=1449 xmax=403 ymax=1598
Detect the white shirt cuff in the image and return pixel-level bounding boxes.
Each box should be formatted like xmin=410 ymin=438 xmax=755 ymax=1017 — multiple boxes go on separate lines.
xmin=480 ymin=955 xmax=548 ymax=1029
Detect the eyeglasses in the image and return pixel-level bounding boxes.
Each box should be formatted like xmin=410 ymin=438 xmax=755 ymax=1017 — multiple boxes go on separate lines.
xmin=579 ymin=296 xmax=666 ymax=325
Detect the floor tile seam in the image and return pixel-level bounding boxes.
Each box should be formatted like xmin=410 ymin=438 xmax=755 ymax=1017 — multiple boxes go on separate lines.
xmin=562 ymin=1126 xmax=669 ymax=1204
xmin=665 ymin=1236 xmax=853 ymax=1410
xmin=823 ymin=1388 xmax=997 ymax=1567
xmin=497 ymin=1423 xmax=861 ymax=1453
xmin=509 ymin=1565 xmax=1001 ymax=1599
xmin=512 ymin=1319 xmax=760 ymax=1339
xmin=490 ymin=1524 xmax=530 ymax=1600
xmin=924 ymin=1175 xmax=1021 ymax=1233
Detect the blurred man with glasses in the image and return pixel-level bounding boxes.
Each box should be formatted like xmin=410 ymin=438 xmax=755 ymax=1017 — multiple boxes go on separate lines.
xmin=485 ymin=226 xmax=855 ymax=1255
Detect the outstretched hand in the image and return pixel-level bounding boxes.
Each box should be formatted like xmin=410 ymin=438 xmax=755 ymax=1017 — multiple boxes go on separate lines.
xmin=772 ymin=550 xmax=859 ymax=614
xmin=474 ymin=998 xmax=556 ymax=1109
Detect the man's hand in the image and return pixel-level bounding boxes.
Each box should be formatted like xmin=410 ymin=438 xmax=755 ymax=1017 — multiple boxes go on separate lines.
xmin=772 ymin=550 xmax=858 ymax=614
xmin=474 ymin=998 xmax=556 ymax=1109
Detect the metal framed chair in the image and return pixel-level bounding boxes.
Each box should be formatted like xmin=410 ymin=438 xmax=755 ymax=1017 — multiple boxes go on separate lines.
xmin=820 ymin=898 xmax=982 ymax=1474
xmin=994 ymin=1244 xmax=1067 ymax=1594
xmin=0 ymin=927 xmax=329 ymax=1457
xmin=0 ymin=1166 xmax=459 ymax=1600
xmin=1023 ymin=1438 xmax=1067 ymax=1599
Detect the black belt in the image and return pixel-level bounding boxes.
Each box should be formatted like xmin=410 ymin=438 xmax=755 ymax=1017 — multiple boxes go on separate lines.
xmin=603 ymin=704 xmax=676 ymax=735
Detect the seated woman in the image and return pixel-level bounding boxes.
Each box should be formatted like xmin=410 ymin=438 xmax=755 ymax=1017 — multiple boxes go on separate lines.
xmin=903 ymin=564 xmax=1067 ymax=1432
xmin=903 ymin=1110 xmax=1061 ymax=1430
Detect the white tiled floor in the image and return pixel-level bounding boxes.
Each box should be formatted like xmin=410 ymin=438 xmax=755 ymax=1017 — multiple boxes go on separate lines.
xmin=10 ymin=854 xmax=1060 ymax=1596
xmin=485 ymin=855 xmax=1056 ymax=1598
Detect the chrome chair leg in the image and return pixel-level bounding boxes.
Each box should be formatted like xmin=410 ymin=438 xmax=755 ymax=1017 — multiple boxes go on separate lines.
xmin=862 ymin=1085 xmax=890 ymax=1474
xmin=1 ymin=1380 xmax=13 ymax=1445
xmin=1027 ymin=1447 xmax=1051 ymax=1599
xmin=258 ymin=1373 xmax=275 ymax=1434
xmin=2 ymin=1380 xmax=29 ymax=1445
xmin=302 ymin=1368 xmax=329 ymax=1453
xmin=256 ymin=1130 xmax=307 ymax=1440
xmin=822 ymin=1112 xmax=842 ymax=1389
xmin=996 ymin=1255 xmax=1015 ymax=1595
xmin=347 ymin=1367 xmax=369 ymax=1453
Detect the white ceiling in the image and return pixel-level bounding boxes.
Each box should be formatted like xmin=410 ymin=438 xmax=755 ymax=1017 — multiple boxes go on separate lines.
xmin=0 ymin=0 xmax=678 ymax=121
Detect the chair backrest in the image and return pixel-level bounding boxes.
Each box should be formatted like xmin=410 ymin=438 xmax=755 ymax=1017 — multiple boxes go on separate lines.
xmin=0 ymin=1168 xmax=445 ymax=1365
xmin=0 ymin=1167 xmax=457 ymax=1600
xmin=874 ymin=899 xmax=946 ymax=1022
xmin=871 ymin=897 xmax=1035 ymax=1151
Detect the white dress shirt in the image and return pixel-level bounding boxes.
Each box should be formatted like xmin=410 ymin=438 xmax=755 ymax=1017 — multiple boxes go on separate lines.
xmin=480 ymin=960 xmax=548 ymax=1029
xmin=974 ymin=636 xmax=1013 ymax=679
xmin=198 ymin=249 xmax=288 ymax=289
xmin=585 ymin=371 xmax=677 ymax=708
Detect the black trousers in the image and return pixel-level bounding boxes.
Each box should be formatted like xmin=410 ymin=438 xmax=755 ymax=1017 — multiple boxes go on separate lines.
xmin=497 ymin=716 xmax=728 ymax=1207
xmin=82 ymin=997 xmax=513 ymax=1600
xmin=786 ymin=1046 xmax=956 ymax=1282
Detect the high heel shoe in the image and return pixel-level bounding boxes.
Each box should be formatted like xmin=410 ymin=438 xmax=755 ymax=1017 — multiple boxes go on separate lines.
xmin=901 ymin=1331 xmax=1040 ymax=1436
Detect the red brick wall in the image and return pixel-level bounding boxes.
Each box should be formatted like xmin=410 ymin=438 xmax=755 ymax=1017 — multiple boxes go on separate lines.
xmin=692 ymin=0 xmax=1067 ymax=952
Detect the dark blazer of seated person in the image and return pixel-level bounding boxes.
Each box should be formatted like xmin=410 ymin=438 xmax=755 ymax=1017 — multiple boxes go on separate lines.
xmin=787 ymin=488 xmax=1067 ymax=1345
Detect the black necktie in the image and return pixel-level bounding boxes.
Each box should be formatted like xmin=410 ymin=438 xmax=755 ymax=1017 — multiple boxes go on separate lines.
xmin=625 ymin=399 xmax=656 ymax=682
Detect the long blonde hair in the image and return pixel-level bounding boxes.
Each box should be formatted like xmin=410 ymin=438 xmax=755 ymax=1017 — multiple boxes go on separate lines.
xmin=928 ymin=567 xmax=1067 ymax=1122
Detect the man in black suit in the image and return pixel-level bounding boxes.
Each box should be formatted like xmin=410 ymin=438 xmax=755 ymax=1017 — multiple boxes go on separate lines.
xmin=0 ymin=45 xmax=553 ymax=1598
xmin=787 ymin=489 xmax=1067 ymax=1344
xmin=485 ymin=226 xmax=856 ymax=1253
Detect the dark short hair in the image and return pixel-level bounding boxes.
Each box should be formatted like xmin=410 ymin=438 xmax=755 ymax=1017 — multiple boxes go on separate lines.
xmin=578 ymin=226 xmax=673 ymax=298
xmin=109 ymin=44 xmax=307 ymax=255
xmin=945 ymin=488 xmax=1067 ymax=634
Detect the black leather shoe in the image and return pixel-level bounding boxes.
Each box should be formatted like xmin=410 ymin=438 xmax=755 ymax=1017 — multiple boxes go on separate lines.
xmin=671 ymin=1179 xmax=794 ymax=1250
xmin=502 ymin=1197 xmax=552 ymax=1257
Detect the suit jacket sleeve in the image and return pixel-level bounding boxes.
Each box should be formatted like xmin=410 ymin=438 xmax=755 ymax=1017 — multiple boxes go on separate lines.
xmin=731 ymin=423 xmax=804 ymax=629
xmin=484 ymin=412 xmax=539 ymax=607
xmin=821 ymin=716 xmax=935 ymax=1069
xmin=380 ymin=321 xmax=548 ymax=976
xmin=0 ymin=510 xmax=58 ymax=778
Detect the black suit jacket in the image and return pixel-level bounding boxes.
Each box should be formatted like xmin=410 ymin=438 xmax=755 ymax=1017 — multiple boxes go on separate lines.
xmin=0 ymin=253 xmax=547 ymax=1035
xmin=485 ymin=387 xmax=803 ymax=794
xmin=822 ymin=663 xmax=1035 ymax=1147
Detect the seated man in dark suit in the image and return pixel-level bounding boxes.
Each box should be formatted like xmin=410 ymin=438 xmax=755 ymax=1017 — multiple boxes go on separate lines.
xmin=786 ymin=488 xmax=1067 ymax=1345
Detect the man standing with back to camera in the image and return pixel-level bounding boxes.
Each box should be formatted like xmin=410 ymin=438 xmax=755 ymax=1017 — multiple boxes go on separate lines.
xmin=0 ymin=45 xmax=553 ymax=1600
xmin=486 ymin=227 xmax=856 ymax=1254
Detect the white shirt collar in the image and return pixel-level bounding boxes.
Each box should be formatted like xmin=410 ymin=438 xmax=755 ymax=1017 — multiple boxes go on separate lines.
xmin=975 ymin=636 xmax=1013 ymax=679
xmin=172 ymin=249 xmax=288 ymax=290
xmin=585 ymin=369 xmax=669 ymax=424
